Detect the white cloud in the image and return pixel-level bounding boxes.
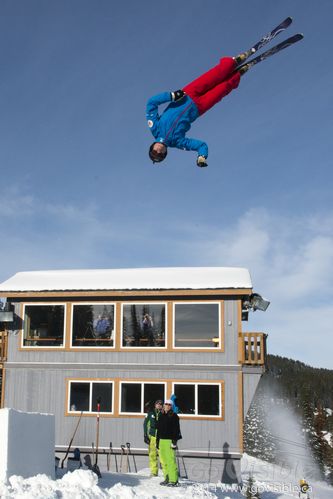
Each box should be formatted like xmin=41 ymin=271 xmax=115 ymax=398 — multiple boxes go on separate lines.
xmin=174 ymin=208 xmax=333 ymax=368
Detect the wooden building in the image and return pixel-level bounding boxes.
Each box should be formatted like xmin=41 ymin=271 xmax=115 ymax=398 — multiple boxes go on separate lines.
xmin=0 ymin=267 xmax=268 ymax=483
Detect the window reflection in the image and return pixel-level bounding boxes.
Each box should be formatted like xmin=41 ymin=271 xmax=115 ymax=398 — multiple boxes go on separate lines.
xmin=69 ymin=381 xmax=113 ymax=413
xmin=174 ymin=303 xmax=220 ymax=348
xmin=198 ymin=384 xmax=219 ymax=415
xmin=122 ymin=304 xmax=166 ymax=347
xmin=174 ymin=384 xmax=195 ymax=414
xmin=174 ymin=383 xmax=221 ymax=416
xmin=23 ymin=305 xmax=65 ymax=347
xmin=72 ymin=304 xmax=115 ymax=347
xmin=120 ymin=382 xmax=165 ymax=413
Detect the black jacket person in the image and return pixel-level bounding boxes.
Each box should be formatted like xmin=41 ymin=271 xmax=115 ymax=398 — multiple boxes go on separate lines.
xmin=156 ymin=400 xmax=182 ymax=486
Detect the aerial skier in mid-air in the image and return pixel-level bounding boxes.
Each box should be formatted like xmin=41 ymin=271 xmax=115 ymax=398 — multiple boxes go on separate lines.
xmin=146 ymin=17 xmax=303 ymax=168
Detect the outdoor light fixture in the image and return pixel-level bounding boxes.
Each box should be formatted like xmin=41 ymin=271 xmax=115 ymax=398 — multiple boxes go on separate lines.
xmin=0 ymin=300 xmax=14 ymax=323
xmin=242 ymin=293 xmax=270 ymax=313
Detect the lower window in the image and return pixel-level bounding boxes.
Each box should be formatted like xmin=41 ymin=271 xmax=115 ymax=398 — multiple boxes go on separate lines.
xmin=68 ymin=380 xmax=114 ymax=414
xmin=173 ymin=383 xmax=221 ymax=417
xmin=120 ymin=382 xmax=166 ymax=414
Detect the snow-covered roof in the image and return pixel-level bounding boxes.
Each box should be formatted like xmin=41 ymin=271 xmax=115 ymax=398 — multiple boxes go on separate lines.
xmin=0 ymin=267 xmax=252 ymax=292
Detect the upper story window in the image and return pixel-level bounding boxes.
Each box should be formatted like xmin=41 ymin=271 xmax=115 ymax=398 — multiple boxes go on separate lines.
xmin=173 ymin=303 xmax=221 ymax=348
xmin=23 ymin=304 xmax=65 ymax=347
xmin=173 ymin=382 xmax=222 ymax=417
xmin=68 ymin=380 xmax=114 ymax=414
xmin=71 ymin=303 xmax=115 ymax=348
xmin=121 ymin=303 xmax=166 ymax=348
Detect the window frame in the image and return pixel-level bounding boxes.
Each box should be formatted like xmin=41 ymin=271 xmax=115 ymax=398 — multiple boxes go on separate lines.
xmin=119 ymin=380 xmax=167 ymax=415
xmin=70 ymin=302 xmax=116 ymax=349
xmin=67 ymin=379 xmax=115 ymax=415
xmin=21 ymin=302 xmax=67 ymax=349
xmin=173 ymin=301 xmax=222 ymax=350
xmin=172 ymin=381 xmax=224 ymax=419
xmin=120 ymin=302 xmax=168 ymax=350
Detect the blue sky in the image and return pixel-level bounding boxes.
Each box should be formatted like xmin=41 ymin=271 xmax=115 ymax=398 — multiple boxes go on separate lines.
xmin=0 ymin=0 xmax=332 ymax=368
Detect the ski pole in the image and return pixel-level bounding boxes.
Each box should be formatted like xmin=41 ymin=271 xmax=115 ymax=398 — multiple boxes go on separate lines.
xmin=61 ymin=411 xmax=83 ymax=468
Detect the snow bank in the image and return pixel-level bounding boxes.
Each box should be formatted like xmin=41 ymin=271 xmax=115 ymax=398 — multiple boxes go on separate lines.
xmin=0 ymin=408 xmax=55 ymax=482
xmin=0 ymin=469 xmax=241 ymax=499
xmin=0 ymin=462 xmax=332 ymax=499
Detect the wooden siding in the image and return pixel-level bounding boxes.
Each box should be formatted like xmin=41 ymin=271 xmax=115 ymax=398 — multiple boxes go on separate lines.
xmin=242 ymin=370 xmax=264 ymax=418
xmin=4 ymin=366 xmax=244 ymax=456
xmin=0 ymin=331 xmax=8 ymax=361
xmin=7 ymin=300 xmax=241 ymax=365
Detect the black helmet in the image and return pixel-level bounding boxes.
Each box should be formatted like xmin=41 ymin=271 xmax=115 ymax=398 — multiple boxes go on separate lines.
xmin=149 ymin=143 xmax=168 ymax=163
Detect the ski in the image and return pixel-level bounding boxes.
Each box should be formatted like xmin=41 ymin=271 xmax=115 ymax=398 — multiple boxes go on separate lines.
xmin=238 ymin=33 xmax=304 ymax=71
xmin=251 ymin=16 xmax=293 ymax=53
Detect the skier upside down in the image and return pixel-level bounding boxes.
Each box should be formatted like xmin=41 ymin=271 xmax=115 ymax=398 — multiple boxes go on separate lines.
xmin=146 ymin=50 xmax=253 ymax=168
xmin=146 ymin=17 xmax=303 ymax=168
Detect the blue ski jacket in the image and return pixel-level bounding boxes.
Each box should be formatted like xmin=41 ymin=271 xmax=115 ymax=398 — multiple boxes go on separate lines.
xmin=146 ymin=92 xmax=208 ymax=158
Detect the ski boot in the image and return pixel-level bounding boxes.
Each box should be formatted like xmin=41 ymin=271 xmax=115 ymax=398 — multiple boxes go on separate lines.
xmin=233 ymin=48 xmax=255 ymax=65
xmin=238 ymin=64 xmax=250 ymax=75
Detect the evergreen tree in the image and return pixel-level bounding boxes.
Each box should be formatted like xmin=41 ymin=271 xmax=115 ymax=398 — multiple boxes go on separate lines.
xmin=245 ymin=474 xmax=261 ymax=499
xmin=244 ymin=354 xmax=333 ymax=484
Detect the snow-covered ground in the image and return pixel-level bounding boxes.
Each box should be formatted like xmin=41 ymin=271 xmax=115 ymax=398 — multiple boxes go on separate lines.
xmin=0 ymin=454 xmax=332 ymax=499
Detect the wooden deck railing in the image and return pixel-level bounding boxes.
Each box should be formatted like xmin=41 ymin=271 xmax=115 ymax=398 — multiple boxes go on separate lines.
xmin=239 ymin=332 xmax=267 ymax=365
xmin=0 ymin=331 xmax=8 ymax=362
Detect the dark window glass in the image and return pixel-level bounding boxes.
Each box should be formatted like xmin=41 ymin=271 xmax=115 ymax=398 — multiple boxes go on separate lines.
xmin=122 ymin=304 xmax=165 ymax=347
xmin=198 ymin=385 xmax=220 ymax=416
xmin=174 ymin=384 xmax=195 ymax=414
xmin=143 ymin=384 xmax=165 ymax=409
xmin=70 ymin=382 xmax=90 ymax=411
xmin=72 ymin=304 xmax=114 ymax=347
xmin=121 ymin=383 xmax=141 ymax=413
xmin=174 ymin=303 xmax=220 ymax=348
xmin=92 ymin=383 xmax=113 ymax=413
xmin=24 ymin=305 xmax=65 ymax=347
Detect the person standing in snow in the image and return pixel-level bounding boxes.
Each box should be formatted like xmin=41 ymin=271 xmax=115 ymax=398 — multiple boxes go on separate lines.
xmin=146 ymin=49 xmax=253 ymax=167
xmin=156 ymin=399 xmax=182 ymax=487
xmin=143 ymin=399 xmax=163 ymax=476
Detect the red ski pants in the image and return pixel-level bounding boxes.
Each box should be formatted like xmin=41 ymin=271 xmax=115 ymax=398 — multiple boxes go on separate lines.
xmin=183 ymin=57 xmax=240 ymax=116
